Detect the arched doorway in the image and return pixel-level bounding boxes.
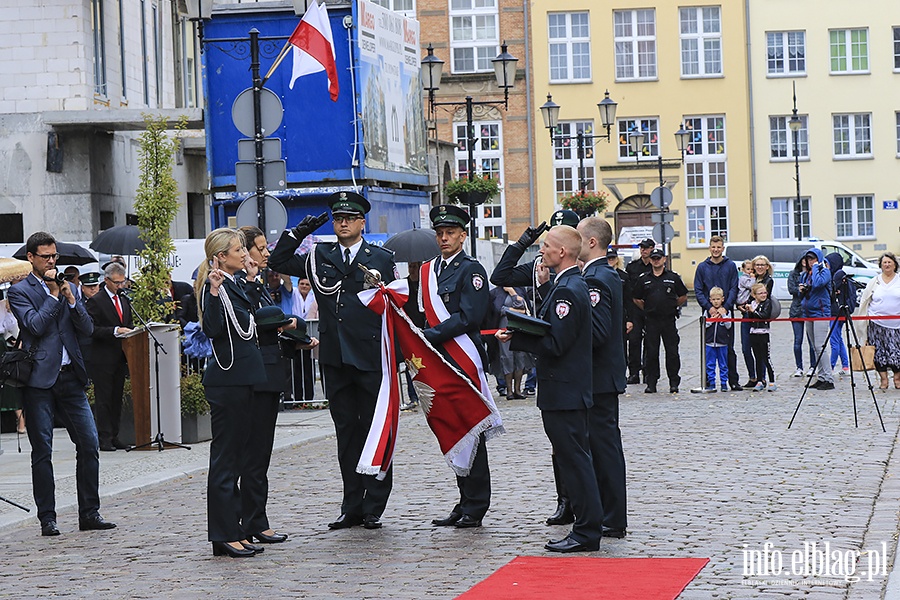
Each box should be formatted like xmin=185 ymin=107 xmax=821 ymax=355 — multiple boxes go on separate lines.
xmin=614 ymin=194 xmax=655 ymax=246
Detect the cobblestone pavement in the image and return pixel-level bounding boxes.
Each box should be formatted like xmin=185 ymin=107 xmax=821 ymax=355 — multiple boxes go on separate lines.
xmin=2 ymin=308 xmax=900 ymax=599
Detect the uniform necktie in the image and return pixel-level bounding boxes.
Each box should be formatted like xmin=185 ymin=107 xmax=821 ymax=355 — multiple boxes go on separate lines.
xmin=344 ymin=248 xmax=351 ymax=268
xmin=439 ymin=260 xmax=448 ymax=276
xmin=113 ymin=294 xmax=123 ymax=323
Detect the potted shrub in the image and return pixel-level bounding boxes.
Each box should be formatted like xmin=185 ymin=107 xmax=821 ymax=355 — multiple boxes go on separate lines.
xmin=559 ymin=189 xmax=609 ymax=219
xmin=180 ymin=371 xmax=211 ymax=443
xmin=444 ymin=174 xmax=501 ymax=206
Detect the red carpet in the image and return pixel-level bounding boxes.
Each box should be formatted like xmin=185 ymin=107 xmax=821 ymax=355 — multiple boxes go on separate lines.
xmin=456 ymin=556 xmax=709 ymax=600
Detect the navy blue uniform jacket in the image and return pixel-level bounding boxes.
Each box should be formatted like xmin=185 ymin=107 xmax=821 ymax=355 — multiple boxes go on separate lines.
xmin=582 ymin=259 xmax=627 ymax=395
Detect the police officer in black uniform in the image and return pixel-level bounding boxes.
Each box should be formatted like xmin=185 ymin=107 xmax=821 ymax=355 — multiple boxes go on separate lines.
xmin=631 ymin=247 xmax=688 ymax=394
xmin=268 ymin=191 xmax=397 ymax=531
xmin=490 ymin=209 xmax=580 ymax=527
xmin=422 ymin=205 xmax=494 ymax=529
xmin=625 ymin=238 xmax=655 ymax=384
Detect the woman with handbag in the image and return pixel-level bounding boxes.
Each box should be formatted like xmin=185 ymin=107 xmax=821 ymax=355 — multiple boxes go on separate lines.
xmin=195 ymin=228 xmax=267 ymax=557
xmin=859 ymin=252 xmax=900 ymax=390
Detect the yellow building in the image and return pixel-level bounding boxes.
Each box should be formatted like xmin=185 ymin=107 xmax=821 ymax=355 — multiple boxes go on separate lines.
xmin=530 ymin=1 xmax=753 ymax=285
xmin=748 ymin=0 xmax=900 ymax=260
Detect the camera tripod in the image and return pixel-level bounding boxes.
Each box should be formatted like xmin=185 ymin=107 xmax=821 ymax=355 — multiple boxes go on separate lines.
xmin=788 ymin=305 xmax=885 ymax=431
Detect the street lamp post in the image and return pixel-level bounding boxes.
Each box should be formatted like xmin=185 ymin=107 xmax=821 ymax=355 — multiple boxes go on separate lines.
xmin=538 ymin=92 xmax=618 ymax=195
xmin=788 ymin=81 xmax=803 ymax=241
xmin=422 ymin=43 xmax=518 ymax=256
xmin=628 ymin=126 xmax=692 ymax=261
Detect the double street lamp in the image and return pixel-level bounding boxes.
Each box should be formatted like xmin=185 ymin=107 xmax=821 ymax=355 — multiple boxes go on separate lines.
xmin=421 ymin=43 xmax=518 ymax=255
xmin=538 ymin=92 xmax=618 ymax=195
xmin=788 ymin=81 xmax=803 ymax=241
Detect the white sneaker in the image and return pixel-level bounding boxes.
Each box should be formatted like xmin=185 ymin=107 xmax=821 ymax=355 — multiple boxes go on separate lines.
xmin=842 ymin=367 xmax=850 ymax=377
xmin=806 ymin=367 xmax=815 ymax=376
xmin=793 ymin=369 xmax=804 ymax=378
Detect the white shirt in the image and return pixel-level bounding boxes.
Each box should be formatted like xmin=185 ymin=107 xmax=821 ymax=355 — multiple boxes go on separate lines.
xmin=34 ymin=273 xmax=72 ymax=367
xmin=292 ymin=289 xmax=316 ymax=319
xmin=340 ymin=239 xmax=363 ymax=265
xmin=438 ymin=250 xmax=463 ymax=275
xmin=553 ymin=265 xmax=580 ymax=285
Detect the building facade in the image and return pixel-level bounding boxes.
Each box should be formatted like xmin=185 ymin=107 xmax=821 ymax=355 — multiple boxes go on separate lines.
xmin=0 ymin=0 xmax=208 ymax=244
xmin=748 ymin=0 xmax=900 ymax=260
xmin=530 ymin=0 xmax=753 ymax=284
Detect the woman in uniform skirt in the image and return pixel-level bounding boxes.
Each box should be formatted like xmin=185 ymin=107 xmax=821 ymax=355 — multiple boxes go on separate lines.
xmin=195 ymin=228 xmax=267 ymax=558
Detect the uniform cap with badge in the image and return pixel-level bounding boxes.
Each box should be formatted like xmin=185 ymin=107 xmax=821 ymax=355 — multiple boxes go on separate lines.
xmin=639 ymin=238 xmax=656 ymax=249
xmin=649 ymin=248 xmax=666 ymax=259
xmin=605 ymin=248 xmax=619 ymax=260
xmin=548 ymin=209 xmax=580 ymax=228
xmin=430 ymin=204 xmax=470 ymax=229
xmin=327 ymin=191 xmax=370 ymax=216
xmin=80 ymin=272 xmax=102 ymax=286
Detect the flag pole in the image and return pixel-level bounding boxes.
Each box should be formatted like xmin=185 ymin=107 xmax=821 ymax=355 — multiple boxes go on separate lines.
xmin=260 ymin=41 xmax=293 ymax=87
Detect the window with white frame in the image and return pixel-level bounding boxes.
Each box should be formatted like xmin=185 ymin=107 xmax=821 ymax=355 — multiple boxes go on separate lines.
xmin=91 ymin=0 xmax=107 ymax=96
xmin=454 ymin=120 xmax=504 ymax=238
xmin=896 ymin=111 xmax=900 ymax=155
xmin=835 ymin=195 xmax=874 ymax=239
xmin=766 ymin=30 xmax=805 ymax=76
xmin=552 ymin=121 xmax=596 ymax=199
xmin=683 ymin=115 xmax=727 ymax=245
xmin=829 ymin=28 xmax=868 ymax=74
xmin=613 ymin=9 xmax=656 ymax=81
xmin=449 ymin=0 xmax=498 ymax=74
xmin=549 ymin=12 xmax=591 ymax=83
xmin=895 ymin=27 xmax=900 ymax=71
xmin=832 ymin=113 xmax=872 ymax=158
xmin=771 ymin=197 xmax=811 ymax=240
xmin=616 ymin=118 xmax=659 ymax=161
xmin=371 ymin=0 xmax=415 ymax=18
xmin=679 ymin=6 xmax=721 ymax=77
xmin=769 ymin=115 xmax=808 ymax=160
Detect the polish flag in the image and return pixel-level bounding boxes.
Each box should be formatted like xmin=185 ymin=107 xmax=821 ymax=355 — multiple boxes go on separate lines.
xmin=289 ymin=0 xmax=339 ymax=101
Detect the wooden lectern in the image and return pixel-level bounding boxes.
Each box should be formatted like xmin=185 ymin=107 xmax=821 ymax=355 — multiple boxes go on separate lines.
xmin=122 ymin=330 xmax=152 ymax=448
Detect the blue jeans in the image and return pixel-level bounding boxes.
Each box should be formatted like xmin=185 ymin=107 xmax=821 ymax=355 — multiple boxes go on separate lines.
xmin=792 ymin=320 xmax=805 ymax=370
xmin=830 ymin=318 xmax=849 ymax=369
xmin=23 ymin=370 xmax=101 ymax=525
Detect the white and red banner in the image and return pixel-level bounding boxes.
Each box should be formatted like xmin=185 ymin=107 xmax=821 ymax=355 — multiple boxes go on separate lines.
xmin=289 ymin=0 xmax=339 ymax=101
xmin=357 ymin=276 xmax=504 ymax=478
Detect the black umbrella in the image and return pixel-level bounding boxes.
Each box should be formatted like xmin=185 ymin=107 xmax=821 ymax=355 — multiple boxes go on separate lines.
xmin=13 ymin=241 xmax=97 ymax=266
xmin=90 ymin=225 xmax=146 ymax=255
xmin=383 ymin=228 xmax=439 ymax=263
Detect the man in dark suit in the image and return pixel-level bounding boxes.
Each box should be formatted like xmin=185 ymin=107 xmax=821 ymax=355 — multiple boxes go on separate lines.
xmin=86 ymin=261 xmax=134 ymax=451
xmin=421 ymin=205 xmax=494 ymax=529
xmin=577 ymin=217 xmax=629 ymax=539
xmin=499 ymin=225 xmax=601 ymax=553
xmin=268 ymin=191 xmax=397 ymax=530
xmin=8 ymin=231 xmax=116 ymax=537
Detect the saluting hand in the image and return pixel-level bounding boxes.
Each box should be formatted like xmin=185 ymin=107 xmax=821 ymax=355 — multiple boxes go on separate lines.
xmin=208 ymin=257 xmax=224 ymax=295
xmin=515 ymin=221 xmax=549 ymax=250
xmin=292 ymin=212 xmax=330 ymax=239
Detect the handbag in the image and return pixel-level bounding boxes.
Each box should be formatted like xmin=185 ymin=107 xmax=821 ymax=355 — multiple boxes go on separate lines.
xmin=850 ymin=344 xmax=876 ymax=372
xmin=0 ymin=340 xmax=35 ymax=388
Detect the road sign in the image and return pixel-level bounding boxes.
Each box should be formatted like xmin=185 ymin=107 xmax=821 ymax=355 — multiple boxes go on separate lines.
xmin=651 ymin=212 xmax=675 ymax=223
xmin=649 ymin=186 xmax=673 ymax=209
xmin=238 ymin=138 xmax=282 ymax=161
xmin=235 ymin=194 xmax=288 ymax=242
xmin=883 ymin=200 xmax=898 ymax=210
xmin=652 ymin=223 xmax=675 ymax=245
xmin=235 ymin=160 xmax=286 ymax=193
xmin=232 ymin=87 xmax=284 ymax=137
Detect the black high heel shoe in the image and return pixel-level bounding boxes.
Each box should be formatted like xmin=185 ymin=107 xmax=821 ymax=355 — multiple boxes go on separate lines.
xmin=240 ymin=541 xmax=265 ymax=553
xmin=250 ymin=531 xmax=289 ymax=543
xmin=212 ymin=541 xmax=256 ymax=558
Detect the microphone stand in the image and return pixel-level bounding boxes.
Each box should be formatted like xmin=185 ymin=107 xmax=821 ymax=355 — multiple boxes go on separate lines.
xmin=125 ymin=292 xmax=190 ymax=452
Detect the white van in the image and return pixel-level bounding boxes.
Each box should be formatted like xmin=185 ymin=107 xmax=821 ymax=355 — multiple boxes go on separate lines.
xmin=723 ymin=240 xmax=879 ymax=302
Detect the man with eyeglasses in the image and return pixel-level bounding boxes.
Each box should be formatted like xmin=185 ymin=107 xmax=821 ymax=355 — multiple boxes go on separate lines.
xmin=269 ymin=191 xmax=398 ymax=531
xmin=86 ymin=261 xmax=134 ymax=451
xmin=631 ymin=247 xmax=688 ymax=394
xmin=8 ymin=231 xmax=116 ymax=537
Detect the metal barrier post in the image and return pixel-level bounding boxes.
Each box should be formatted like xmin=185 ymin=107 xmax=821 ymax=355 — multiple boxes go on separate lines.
xmin=691 ymin=315 xmax=716 ymax=393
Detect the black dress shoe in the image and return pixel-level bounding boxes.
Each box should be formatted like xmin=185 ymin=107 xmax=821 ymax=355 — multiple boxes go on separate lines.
xmin=112 ymin=439 xmax=129 ymax=450
xmin=454 ymin=515 xmax=482 ymax=528
xmin=669 ymin=386 xmax=679 ymax=393
xmin=626 ymin=375 xmax=641 ymax=385
xmin=327 ymin=514 xmax=363 ymax=530
xmin=41 ymin=520 xmax=60 ymax=537
xmin=602 ymin=526 xmax=627 ymax=539
xmin=240 ymin=541 xmax=264 ymax=552
xmin=546 ymin=502 xmax=574 ymax=526
xmin=79 ymin=515 xmax=117 ymax=531
xmin=431 ymin=511 xmax=462 ymax=526
xmin=816 ymin=381 xmax=835 ymax=390
xmin=362 ymin=514 xmax=383 ymax=529
xmin=730 ymin=384 xmax=744 ymax=391
xmin=545 ymin=535 xmax=598 ymax=553
xmin=644 ymin=384 xmax=657 ymax=394
xmin=250 ymin=531 xmax=288 ymax=543
xmin=212 ymin=541 xmax=255 ymax=557
xmin=99 ymin=443 xmax=116 ymax=452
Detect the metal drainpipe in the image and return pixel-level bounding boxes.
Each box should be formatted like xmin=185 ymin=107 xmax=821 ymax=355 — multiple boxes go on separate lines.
xmin=523 ymin=0 xmax=536 ymax=228
xmin=745 ymin=0 xmax=758 ymax=241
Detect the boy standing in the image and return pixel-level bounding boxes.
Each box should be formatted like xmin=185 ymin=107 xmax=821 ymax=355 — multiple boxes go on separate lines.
xmin=704 ymin=287 xmax=732 ymax=392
